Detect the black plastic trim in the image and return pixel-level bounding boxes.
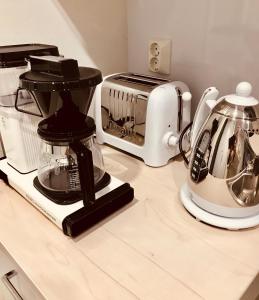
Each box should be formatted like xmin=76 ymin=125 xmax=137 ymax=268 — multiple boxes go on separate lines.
xmin=0 ymin=169 xmax=8 ymax=184
xmin=33 ymin=172 xmax=111 ymax=205
xmin=62 ymin=183 xmax=134 ymax=237
xmin=70 ymin=141 xmax=95 ymax=207
xmin=7 ymin=162 xmax=37 ymax=175
xmin=20 ymin=67 xmax=102 ymax=92
xmin=37 ymin=116 xmax=96 ymax=143
xmin=0 ymin=44 xmax=59 ymax=68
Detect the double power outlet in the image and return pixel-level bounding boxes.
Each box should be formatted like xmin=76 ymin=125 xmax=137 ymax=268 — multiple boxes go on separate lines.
xmin=148 ymin=39 xmax=171 ymax=75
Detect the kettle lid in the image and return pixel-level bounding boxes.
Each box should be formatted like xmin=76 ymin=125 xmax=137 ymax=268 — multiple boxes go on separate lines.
xmin=214 ymin=82 xmax=259 ymax=120
xmin=225 ymin=82 xmax=258 ymax=106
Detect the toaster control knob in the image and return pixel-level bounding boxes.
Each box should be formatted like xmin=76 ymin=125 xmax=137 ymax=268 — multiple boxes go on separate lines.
xmin=163 ymin=132 xmax=178 ymax=147
xmin=168 ymin=135 xmax=179 ymax=146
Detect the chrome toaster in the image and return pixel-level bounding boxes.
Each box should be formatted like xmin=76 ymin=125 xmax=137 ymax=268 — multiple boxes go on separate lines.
xmin=95 ymin=73 xmax=191 ymax=167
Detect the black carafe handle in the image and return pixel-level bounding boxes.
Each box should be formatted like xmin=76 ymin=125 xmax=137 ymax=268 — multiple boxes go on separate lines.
xmin=70 ymin=141 xmax=95 ymax=207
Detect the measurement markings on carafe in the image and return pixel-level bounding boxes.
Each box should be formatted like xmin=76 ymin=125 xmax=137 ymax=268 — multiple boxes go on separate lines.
xmin=68 ymin=164 xmax=80 ymax=190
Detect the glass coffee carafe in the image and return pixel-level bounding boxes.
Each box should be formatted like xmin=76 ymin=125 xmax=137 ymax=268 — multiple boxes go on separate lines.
xmin=35 ymin=120 xmax=111 ymax=205
xmin=38 ymin=136 xmax=105 ymax=193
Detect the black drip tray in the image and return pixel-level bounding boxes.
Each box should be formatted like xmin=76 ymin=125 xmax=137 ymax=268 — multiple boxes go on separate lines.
xmin=33 ymin=172 xmax=111 ymax=205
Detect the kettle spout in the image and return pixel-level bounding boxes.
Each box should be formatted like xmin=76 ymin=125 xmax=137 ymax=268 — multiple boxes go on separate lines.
xmin=191 ymin=87 xmax=219 ymax=148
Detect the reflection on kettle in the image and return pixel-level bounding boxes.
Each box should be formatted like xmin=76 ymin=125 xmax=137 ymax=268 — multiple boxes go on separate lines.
xmin=228 ymin=169 xmax=259 ymax=207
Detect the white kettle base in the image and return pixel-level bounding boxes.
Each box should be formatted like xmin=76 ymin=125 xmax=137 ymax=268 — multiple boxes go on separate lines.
xmin=180 ymin=183 xmax=259 ymax=230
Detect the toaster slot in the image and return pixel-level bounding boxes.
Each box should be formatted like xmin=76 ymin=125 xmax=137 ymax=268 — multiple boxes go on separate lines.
xmin=113 ymin=73 xmax=169 ymax=88
xmin=130 ymin=73 xmax=169 ymax=83
xmin=114 ymin=75 xmax=158 ymax=87
xmin=101 ymin=88 xmax=147 ymax=146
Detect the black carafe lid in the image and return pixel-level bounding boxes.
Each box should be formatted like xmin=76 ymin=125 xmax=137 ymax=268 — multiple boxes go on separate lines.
xmin=38 ymin=95 xmax=96 ymax=142
xmin=19 ymin=56 xmax=102 ymax=92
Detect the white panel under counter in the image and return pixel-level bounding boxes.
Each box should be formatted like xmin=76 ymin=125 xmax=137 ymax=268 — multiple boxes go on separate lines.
xmin=0 ymin=146 xmax=259 ymax=299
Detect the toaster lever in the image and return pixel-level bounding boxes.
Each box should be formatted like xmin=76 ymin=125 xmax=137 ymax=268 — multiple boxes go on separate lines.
xmin=176 ymin=88 xmax=182 ymax=132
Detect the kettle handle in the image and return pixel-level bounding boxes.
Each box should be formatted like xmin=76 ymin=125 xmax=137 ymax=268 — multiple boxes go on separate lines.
xmin=70 ymin=141 xmax=95 ymax=207
xmin=191 ymin=87 xmax=219 ymax=148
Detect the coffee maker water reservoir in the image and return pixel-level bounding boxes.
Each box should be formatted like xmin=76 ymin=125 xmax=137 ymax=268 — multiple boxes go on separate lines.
xmin=0 ymin=44 xmax=59 ymax=172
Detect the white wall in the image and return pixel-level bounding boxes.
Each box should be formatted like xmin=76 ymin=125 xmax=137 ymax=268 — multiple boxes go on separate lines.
xmin=0 ymin=0 xmax=128 ymax=116
xmin=127 ymin=0 xmax=259 ymax=112
xmin=0 ymin=0 xmax=128 ymax=75
xmin=3 ymin=0 xmax=258 ymax=114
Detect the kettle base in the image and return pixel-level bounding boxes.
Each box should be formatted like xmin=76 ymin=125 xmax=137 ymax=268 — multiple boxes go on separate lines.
xmin=180 ymin=183 xmax=259 ymax=230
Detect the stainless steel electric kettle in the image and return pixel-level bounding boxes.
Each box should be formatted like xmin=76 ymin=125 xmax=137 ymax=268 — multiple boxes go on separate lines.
xmin=180 ymin=82 xmax=259 ymax=229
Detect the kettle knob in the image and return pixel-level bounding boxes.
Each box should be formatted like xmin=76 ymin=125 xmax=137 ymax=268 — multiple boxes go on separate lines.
xmin=236 ymin=82 xmax=252 ymax=97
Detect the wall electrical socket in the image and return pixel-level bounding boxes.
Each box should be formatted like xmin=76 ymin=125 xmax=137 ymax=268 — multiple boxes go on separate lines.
xmin=148 ymin=39 xmax=171 ymax=75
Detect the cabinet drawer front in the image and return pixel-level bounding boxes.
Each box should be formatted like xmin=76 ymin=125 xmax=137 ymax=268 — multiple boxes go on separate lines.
xmin=0 ymin=246 xmax=44 ymax=299
xmin=2 ymin=270 xmax=23 ymax=299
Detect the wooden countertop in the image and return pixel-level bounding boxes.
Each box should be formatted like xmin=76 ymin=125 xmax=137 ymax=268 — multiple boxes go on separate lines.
xmin=0 ymin=146 xmax=259 ymax=300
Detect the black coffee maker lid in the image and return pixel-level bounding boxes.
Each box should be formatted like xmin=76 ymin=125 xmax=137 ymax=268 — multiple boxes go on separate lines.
xmin=19 ymin=55 xmax=102 ymax=92
xmin=0 ymin=44 xmax=59 ymax=68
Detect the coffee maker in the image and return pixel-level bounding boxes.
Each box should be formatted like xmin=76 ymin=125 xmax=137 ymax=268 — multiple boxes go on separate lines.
xmin=0 ymin=56 xmax=134 ymax=237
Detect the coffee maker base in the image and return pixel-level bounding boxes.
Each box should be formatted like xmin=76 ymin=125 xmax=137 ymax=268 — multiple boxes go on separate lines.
xmin=180 ymin=183 xmax=259 ymax=230
xmin=0 ymin=159 xmax=134 ymax=237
